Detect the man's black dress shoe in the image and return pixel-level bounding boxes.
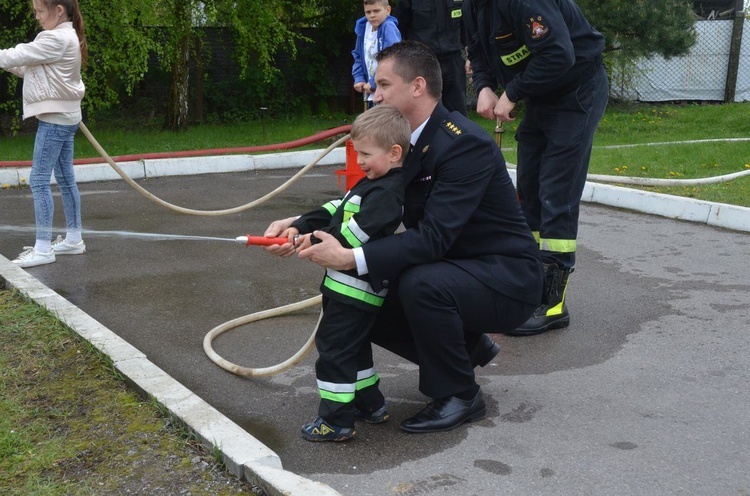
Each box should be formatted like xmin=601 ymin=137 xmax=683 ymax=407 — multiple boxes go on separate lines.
xmin=400 ymin=390 xmax=487 ymax=433
xmin=470 ymin=333 xmax=500 ymax=368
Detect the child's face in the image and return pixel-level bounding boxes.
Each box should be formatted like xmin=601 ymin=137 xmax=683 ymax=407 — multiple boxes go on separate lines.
xmin=364 ymin=3 xmax=391 ymax=30
xmin=33 ymin=1 xmax=62 ymax=31
xmin=353 ymin=136 xmax=402 ymax=180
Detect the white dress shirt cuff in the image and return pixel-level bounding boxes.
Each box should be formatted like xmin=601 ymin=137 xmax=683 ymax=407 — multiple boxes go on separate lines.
xmin=353 ymin=247 xmax=369 ymax=275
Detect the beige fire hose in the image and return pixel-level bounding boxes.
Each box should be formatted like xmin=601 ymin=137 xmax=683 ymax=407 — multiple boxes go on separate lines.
xmin=78 ymin=122 xmax=350 ymax=216
xmin=78 ymin=122 xmax=348 ymax=376
xmin=202 ymin=295 xmax=323 ymax=377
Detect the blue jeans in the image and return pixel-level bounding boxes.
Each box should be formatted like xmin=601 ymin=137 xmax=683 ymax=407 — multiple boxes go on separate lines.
xmin=30 ymin=121 xmax=82 ymax=242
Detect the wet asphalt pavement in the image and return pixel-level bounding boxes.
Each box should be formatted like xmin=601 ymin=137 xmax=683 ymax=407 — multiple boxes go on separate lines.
xmin=1 ymin=166 xmax=749 ymax=495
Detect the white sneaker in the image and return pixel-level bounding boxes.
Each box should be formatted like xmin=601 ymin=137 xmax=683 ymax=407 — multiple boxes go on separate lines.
xmin=12 ymin=247 xmax=56 ymax=268
xmin=51 ymin=235 xmax=86 ymax=255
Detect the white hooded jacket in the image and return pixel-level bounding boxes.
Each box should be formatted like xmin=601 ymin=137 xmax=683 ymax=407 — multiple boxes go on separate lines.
xmin=0 ymin=22 xmax=85 ymax=120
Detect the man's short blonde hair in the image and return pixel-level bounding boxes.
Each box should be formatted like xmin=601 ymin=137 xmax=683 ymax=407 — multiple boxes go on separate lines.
xmin=350 ymin=105 xmax=411 ymax=160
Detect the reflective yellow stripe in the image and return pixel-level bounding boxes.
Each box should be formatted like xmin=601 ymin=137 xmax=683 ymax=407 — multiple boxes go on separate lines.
xmin=356 ymin=370 xmax=379 ymax=390
xmin=320 ymin=390 xmax=355 ymax=403
xmin=501 ymin=45 xmax=530 ymax=66
xmin=342 ymin=195 xmax=361 ymax=224
xmin=341 ymin=217 xmax=368 ymax=248
xmin=539 ymin=238 xmax=577 ymax=253
xmin=323 ymin=274 xmax=385 ymax=307
xmin=318 ymin=379 xmax=356 ymax=403
xmin=531 ymin=231 xmax=540 ymax=243
xmin=318 ymin=371 xmax=379 ymax=402
xmin=545 ymin=283 xmax=569 ymax=316
xmin=322 ymin=200 xmax=341 ymax=216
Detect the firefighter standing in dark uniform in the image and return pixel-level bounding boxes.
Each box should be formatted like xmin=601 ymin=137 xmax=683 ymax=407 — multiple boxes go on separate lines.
xmin=285 ymin=41 xmax=544 ymax=434
xmin=394 ymin=0 xmax=468 ymax=116
xmin=464 ymin=0 xmax=609 ymax=335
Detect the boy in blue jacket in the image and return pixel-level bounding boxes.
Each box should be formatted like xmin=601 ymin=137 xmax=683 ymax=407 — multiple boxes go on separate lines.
xmin=352 ymin=0 xmax=401 ymax=109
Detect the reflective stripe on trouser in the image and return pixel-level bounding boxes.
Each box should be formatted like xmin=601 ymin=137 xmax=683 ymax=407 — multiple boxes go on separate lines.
xmin=517 ymin=65 xmax=609 ymax=270
xmin=323 ymin=269 xmax=387 ymax=308
xmin=531 ymin=231 xmax=577 ymax=272
xmin=315 ymin=298 xmax=385 ymax=427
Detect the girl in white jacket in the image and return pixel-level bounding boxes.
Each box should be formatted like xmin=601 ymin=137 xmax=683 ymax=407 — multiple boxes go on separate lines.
xmin=0 ymin=0 xmax=88 ymax=268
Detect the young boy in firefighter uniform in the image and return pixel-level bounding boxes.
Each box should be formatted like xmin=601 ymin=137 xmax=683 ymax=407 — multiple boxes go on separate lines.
xmin=464 ymin=0 xmax=609 ymax=335
xmin=266 ymin=105 xmax=410 ymax=441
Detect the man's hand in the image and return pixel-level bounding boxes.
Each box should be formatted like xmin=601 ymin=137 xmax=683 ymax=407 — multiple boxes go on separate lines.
xmin=297 ymin=230 xmax=356 ymax=270
xmin=494 ymin=92 xmax=518 ymax=122
xmin=477 ymin=88 xmax=518 ymax=122
xmin=476 ymin=87 xmax=499 ymax=120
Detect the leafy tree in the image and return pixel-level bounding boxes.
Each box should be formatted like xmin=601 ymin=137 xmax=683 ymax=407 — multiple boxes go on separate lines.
xmin=82 ymin=1 xmax=157 ymax=119
xmin=154 ymin=0 xmax=303 ymax=131
xmin=0 ymin=0 xmax=155 ymax=131
xmin=0 ymin=2 xmax=37 ymax=132
xmin=577 ymin=0 xmax=698 ymax=101
xmin=578 ymin=0 xmax=697 ymax=59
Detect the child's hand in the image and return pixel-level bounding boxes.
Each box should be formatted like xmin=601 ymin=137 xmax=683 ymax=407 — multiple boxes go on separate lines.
xmin=293 ymin=233 xmax=314 ymax=252
xmin=280 ymin=227 xmax=299 ymax=240
xmin=363 ymin=83 xmax=373 ymax=94
xmin=353 ymin=82 xmax=365 ymax=93
xmin=263 ymin=222 xmax=298 ymax=258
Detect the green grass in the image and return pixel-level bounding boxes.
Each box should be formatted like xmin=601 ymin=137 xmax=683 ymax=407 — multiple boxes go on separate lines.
xmin=2 ymin=102 xmax=749 ymax=206
xmin=484 ymin=102 xmax=750 ymax=207
xmin=0 ymin=289 xmax=258 ymax=495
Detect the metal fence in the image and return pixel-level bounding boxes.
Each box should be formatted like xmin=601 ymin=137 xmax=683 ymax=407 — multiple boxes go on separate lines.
xmin=610 ymin=19 xmax=750 ymax=103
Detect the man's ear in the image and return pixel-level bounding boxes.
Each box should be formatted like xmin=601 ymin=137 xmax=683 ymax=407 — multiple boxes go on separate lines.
xmin=412 ymin=76 xmax=427 ymax=98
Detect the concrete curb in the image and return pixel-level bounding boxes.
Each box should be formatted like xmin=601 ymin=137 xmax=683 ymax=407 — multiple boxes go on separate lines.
xmin=505 ymin=168 xmax=750 ymax=234
xmin=0 ymin=148 xmax=346 ymax=186
xmin=0 ymin=255 xmax=342 ymax=496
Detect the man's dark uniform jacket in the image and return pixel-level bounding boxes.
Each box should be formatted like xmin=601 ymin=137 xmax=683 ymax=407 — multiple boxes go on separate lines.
xmin=464 ymin=0 xmax=605 ymax=102
xmin=362 ymin=103 xmax=543 ymax=304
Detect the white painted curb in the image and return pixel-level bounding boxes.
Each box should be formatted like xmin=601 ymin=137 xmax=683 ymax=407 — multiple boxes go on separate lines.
xmin=0 ymin=149 xmax=346 ymax=187
xmin=0 ymin=255 xmax=342 ymax=496
xmin=505 ymin=168 xmax=750 ymax=234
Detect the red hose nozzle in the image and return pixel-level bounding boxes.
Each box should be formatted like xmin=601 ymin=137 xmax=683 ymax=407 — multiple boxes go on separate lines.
xmin=236 ymin=235 xmax=289 ymax=247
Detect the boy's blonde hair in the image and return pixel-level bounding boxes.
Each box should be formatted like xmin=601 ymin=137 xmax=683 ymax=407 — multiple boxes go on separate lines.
xmin=350 ymin=105 xmax=411 ymax=160
xmin=363 ymin=0 xmax=389 ymax=6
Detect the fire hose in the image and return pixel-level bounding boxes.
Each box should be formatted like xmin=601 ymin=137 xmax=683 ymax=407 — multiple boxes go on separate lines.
xmin=78 ymin=121 xmax=349 ymax=377
xmin=78 ymin=122 xmax=350 ymax=216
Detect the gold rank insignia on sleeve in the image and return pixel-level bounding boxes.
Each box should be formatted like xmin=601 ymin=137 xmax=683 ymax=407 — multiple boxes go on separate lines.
xmin=445 ymin=121 xmax=462 ymax=135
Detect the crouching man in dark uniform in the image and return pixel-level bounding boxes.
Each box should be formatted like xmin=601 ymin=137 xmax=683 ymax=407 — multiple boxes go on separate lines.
xmin=464 ymin=0 xmax=609 ymax=335
xmin=285 ymin=41 xmax=543 ymax=434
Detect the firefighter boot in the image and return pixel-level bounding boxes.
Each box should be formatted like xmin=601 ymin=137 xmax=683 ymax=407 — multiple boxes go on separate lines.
xmin=510 ymin=264 xmax=572 ymax=336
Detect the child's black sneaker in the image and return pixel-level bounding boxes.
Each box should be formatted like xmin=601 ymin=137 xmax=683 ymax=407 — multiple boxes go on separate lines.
xmin=301 ymin=417 xmax=355 ymax=442
xmin=354 ymin=404 xmax=390 ymax=424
